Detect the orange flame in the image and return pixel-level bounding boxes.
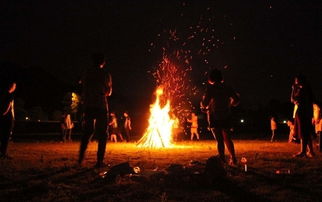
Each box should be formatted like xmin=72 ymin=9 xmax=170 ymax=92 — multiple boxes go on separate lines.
xmin=137 ymin=87 xmax=175 ymax=148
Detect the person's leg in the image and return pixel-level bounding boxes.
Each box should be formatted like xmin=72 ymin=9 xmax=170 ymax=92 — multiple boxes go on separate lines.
xmin=211 ymin=128 xmax=225 ymax=162
xmin=195 ymin=128 xmax=200 ymax=140
xmin=288 ymin=131 xmax=292 ymax=143
xmin=0 ymin=118 xmax=13 ymax=157
xmin=318 ymin=131 xmax=322 ymax=152
xmin=79 ymin=112 xmax=94 ymax=164
xmin=95 ymin=111 xmax=108 ymax=167
xmin=0 ymin=130 xmax=10 ymax=156
xmin=112 ymin=134 xmax=117 ymax=142
xmin=64 ymin=129 xmax=68 ymax=142
xmin=126 ymin=129 xmax=131 ymax=142
xmin=61 ymin=128 xmax=66 ymax=142
xmin=294 ymin=138 xmax=307 ymax=157
xmin=271 ymin=130 xmax=275 ymax=142
xmin=118 ymin=132 xmax=124 ymax=142
xmin=190 ymin=128 xmax=194 ymax=140
xmin=223 ymin=129 xmax=237 ymax=164
xmin=302 ymin=137 xmax=308 ymax=154
xmin=307 ymin=135 xmax=315 ymax=157
xmin=67 ymin=129 xmax=72 ymax=141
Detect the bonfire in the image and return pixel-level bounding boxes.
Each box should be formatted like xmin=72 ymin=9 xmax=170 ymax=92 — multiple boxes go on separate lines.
xmin=137 ymin=87 xmax=175 ymax=148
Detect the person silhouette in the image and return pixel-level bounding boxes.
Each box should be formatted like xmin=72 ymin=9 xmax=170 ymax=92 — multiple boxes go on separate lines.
xmin=291 ymin=74 xmax=315 ymax=158
xmin=270 ymin=117 xmax=277 ymax=142
xmin=0 ymin=81 xmax=16 ymax=159
xmin=61 ymin=112 xmax=74 ymax=142
xmin=187 ymin=112 xmax=200 ymax=141
xmin=122 ymin=111 xmax=132 ymax=142
xmin=78 ymin=53 xmax=112 ymax=168
xmin=201 ymin=69 xmax=240 ymax=165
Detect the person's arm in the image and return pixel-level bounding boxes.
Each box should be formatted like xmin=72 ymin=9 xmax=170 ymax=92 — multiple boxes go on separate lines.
xmin=129 ymin=118 xmax=132 ymax=130
xmin=200 ymin=85 xmax=211 ymax=110
xmin=230 ymin=90 xmax=240 ymax=107
xmin=11 ymin=100 xmax=15 ymax=119
xmin=290 ymin=85 xmax=295 ymax=104
xmin=2 ymin=100 xmax=13 ymax=116
xmin=106 ymin=73 xmax=112 ymax=97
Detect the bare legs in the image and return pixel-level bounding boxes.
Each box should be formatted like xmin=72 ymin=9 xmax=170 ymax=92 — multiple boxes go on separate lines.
xmin=190 ymin=128 xmax=200 ymax=140
xmin=294 ymin=135 xmax=315 ymax=158
xmin=211 ymin=128 xmax=237 ymax=164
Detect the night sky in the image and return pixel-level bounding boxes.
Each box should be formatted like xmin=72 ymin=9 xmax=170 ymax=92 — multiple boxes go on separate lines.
xmin=1 ymin=0 xmax=321 ymax=112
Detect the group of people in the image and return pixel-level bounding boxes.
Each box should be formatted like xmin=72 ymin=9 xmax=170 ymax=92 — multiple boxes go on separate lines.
xmin=60 ymin=111 xmax=132 ymax=143
xmin=289 ymin=75 xmax=320 ymax=157
xmin=109 ymin=111 xmax=132 ymax=143
xmin=0 ymin=53 xmax=320 ymax=167
xmin=75 ymin=54 xmax=241 ymax=167
xmin=270 ymin=75 xmax=321 ymax=156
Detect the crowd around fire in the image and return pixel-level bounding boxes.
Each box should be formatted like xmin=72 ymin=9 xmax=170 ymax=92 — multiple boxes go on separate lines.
xmin=0 ymin=53 xmax=321 ymax=168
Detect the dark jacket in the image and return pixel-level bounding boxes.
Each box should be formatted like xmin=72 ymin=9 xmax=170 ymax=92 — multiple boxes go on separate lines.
xmin=82 ymin=67 xmax=112 ymax=111
xmin=201 ymin=82 xmax=239 ymax=121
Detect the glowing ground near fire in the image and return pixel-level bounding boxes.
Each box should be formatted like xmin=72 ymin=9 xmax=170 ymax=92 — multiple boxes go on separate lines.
xmin=1 ymin=140 xmax=321 ymax=201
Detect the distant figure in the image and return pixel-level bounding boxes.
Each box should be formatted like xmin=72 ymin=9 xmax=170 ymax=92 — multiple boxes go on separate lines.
xmin=109 ymin=113 xmax=118 ymax=142
xmin=0 ymin=81 xmax=16 ymax=159
xmin=172 ymin=114 xmax=180 ymax=142
xmin=291 ymin=74 xmax=315 ymax=158
xmin=61 ymin=113 xmax=74 ymax=142
xmin=122 ymin=111 xmax=132 ymax=142
xmin=270 ymin=117 xmax=277 ymax=142
xmin=312 ymin=103 xmax=322 ymax=152
xmin=287 ymin=120 xmax=296 ymax=143
xmin=109 ymin=112 xmax=123 ymax=142
xmin=78 ymin=53 xmax=112 ymax=168
xmin=187 ymin=112 xmax=200 ymax=140
xmin=201 ymin=69 xmax=240 ymax=165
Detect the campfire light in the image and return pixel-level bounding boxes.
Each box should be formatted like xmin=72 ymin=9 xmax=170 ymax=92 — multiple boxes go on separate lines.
xmin=137 ymin=87 xmax=175 ymax=148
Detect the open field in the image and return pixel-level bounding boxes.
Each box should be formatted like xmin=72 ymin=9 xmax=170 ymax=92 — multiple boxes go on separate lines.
xmin=0 ymin=140 xmax=321 ymax=202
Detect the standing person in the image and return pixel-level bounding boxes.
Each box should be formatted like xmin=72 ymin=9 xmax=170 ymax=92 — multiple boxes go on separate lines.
xmin=187 ymin=112 xmax=200 ymax=141
xmin=123 ymin=111 xmax=132 ymax=142
xmin=109 ymin=112 xmax=121 ymax=142
xmin=172 ymin=114 xmax=180 ymax=142
xmin=291 ymin=74 xmax=315 ymax=158
xmin=287 ymin=120 xmax=296 ymax=143
xmin=270 ymin=117 xmax=277 ymax=142
xmin=78 ymin=53 xmax=112 ymax=168
xmin=61 ymin=113 xmax=74 ymax=142
xmin=0 ymin=81 xmax=16 ymax=159
xmin=312 ymin=103 xmax=322 ymax=152
xmin=201 ymin=69 xmax=240 ymax=165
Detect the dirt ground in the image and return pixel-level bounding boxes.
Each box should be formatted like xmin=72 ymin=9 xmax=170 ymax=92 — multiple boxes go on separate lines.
xmin=0 ymin=140 xmax=321 ymax=202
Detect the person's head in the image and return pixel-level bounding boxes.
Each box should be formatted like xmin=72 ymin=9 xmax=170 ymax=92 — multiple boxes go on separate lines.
xmin=8 ymin=82 xmax=16 ymax=93
xmin=1 ymin=81 xmax=16 ymax=94
xmin=294 ymin=73 xmax=306 ymax=86
xmin=123 ymin=111 xmax=129 ymax=117
xmin=91 ymin=53 xmax=106 ymax=68
xmin=208 ymin=69 xmax=223 ymax=84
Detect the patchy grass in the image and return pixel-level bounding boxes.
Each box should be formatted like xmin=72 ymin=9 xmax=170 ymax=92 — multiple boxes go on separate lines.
xmin=0 ymin=140 xmax=321 ymax=201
